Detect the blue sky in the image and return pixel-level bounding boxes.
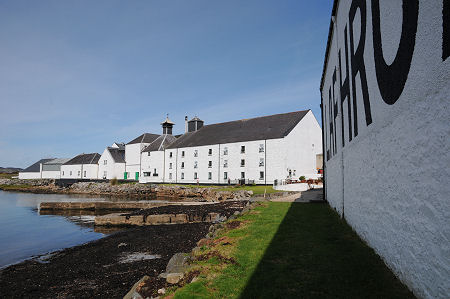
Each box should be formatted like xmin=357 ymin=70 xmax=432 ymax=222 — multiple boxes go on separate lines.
xmin=0 ymin=0 xmax=333 ymax=168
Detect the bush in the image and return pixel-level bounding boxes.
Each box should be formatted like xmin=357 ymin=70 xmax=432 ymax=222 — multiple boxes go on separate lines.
xmin=110 ymin=178 xmax=118 ymax=186
xmin=299 ymin=176 xmax=306 ymax=181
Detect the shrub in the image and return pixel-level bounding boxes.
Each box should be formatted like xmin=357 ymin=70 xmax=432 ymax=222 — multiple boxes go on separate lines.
xmin=299 ymin=176 xmax=306 ymax=181
xmin=110 ymin=178 xmax=118 ymax=186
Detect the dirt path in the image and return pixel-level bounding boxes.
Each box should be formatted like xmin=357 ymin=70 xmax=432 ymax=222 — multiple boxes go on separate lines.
xmin=269 ymin=189 xmax=324 ymax=202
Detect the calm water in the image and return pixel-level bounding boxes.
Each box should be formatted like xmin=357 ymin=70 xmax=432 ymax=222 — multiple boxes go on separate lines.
xmin=0 ymin=191 xmax=122 ymax=269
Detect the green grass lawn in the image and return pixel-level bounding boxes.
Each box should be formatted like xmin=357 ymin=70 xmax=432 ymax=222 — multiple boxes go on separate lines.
xmin=170 ymin=202 xmax=415 ymax=299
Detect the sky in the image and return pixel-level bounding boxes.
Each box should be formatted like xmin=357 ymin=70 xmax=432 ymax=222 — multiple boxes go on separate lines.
xmin=0 ymin=0 xmax=333 ymax=168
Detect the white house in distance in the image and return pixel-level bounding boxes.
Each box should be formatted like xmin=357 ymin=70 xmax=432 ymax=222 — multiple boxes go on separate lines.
xmin=98 ymin=143 xmax=125 ymax=179
xmin=41 ymin=158 xmax=71 ymax=179
xmin=125 ymin=133 xmax=160 ymax=181
xmin=18 ymin=158 xmax=55 ymax=179
xmin=60 ymin=153 xmax=100 ymax=179
xmin=140 ymin=110 xmax=322 ymax=185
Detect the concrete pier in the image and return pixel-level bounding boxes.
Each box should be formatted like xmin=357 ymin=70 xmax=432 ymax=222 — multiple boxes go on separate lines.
xmin=39 ymin=201 xmax=212 ymax=211
xmin=95 ymin=212 xmax=221 ymax=226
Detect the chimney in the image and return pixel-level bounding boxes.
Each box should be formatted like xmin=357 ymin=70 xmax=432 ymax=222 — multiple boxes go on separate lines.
xmin=185 ymin=116 xmax=188 ymax=133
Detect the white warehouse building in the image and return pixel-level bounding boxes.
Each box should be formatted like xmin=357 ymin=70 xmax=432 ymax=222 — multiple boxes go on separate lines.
xmin=98 ymin=143 xmax=125 ymax=180
xmin=139 ymin=110 xmax=322 ymax=185
xmin=60 ymin=153 xmax=101 ymax=179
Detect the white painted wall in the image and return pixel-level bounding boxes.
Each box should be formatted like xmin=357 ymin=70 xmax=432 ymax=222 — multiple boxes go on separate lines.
xmin=18 ymin=172 xmax=41 ymax=179
xmin=98 ymin=148 xmax=125 ymax=180
xmin=125 ymin=143 xmax=149 ymax=180
xmin=139 ymin=151 xmax=165 ymax=183
xmin=321 ymin=1 xmax=449 ymax=298
xmin=41 ymin=171 xmax=61 ymax=179
xmin=60 ymin=164 xmax=99 ymax=179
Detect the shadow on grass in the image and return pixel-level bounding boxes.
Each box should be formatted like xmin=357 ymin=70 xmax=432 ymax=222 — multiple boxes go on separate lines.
xmin=239 ymin=199 xmax=416 ymax=299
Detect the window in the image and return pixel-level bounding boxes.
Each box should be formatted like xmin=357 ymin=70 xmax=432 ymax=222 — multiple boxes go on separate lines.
xmin=181 ymin=151 xmax=185 ymax=158
xmin=147 ymin=152 xmax=150 ymax=156
xmin=241 ymin=172 xmax=245 ymax=179
xmin=181 ymin=172 xmax=184 ymax=179
xmin=208 ymin=148 xmax=212 ymax=156
xmin=208 ymin=161 xmax=212 ymax=168
xmin=224 ymin=172 xmax=228 ymax=180
xmin=293 ymin=170 xmax=296 ymax=176
xmin=208 ymin=172 xmax=212 ymax=180
xmin=169 ymin=163 xmax=172 ymax=169
xmin=84 ymin=171 xmax=86 ymax=177
xmin=169 ymin=152 xmax=173 ymax=158
xmin=169 ymin=173 xmax=172 ymax=180
xmin=259 ymin=144 xmax=264 ymax=153
xmin=104 ymin=160 xmax=107 ymax=165
xmin=241 ymin=159 xmax=245 ymax=167
xmin=144 ymin=172 xmax=151 ymax=177
xmin=70 ymin=171 xmax=72 ymax=176
xmin=223 ymin=160 xmax=228 ymax=168
xmin=223 ymin=147 xmax=228 ymax=155
xmin=194 ymin=150 xmax=198 ymax=157
xmin=260 ymin=171 xmax=264 ymax=180
xmin=241 ymin=145 xmax=245 ymax=153
xmin=78 ymin=170 xmax=81 ymax=176
xmin=259 ymin=158 xmax=264 ymax=167
xmin=194 ymin=161 xmax=198 ymax=169
xmin=181 ymin=162 xmax=185 ymax=169
xmin=153 ymin=168 xmax=158 ymax=177
xmin=103 ymin=171 xmax=107 ymax=178
xmin=62 ymin=171 xmax=64 ymax=176
xmin=194 ymin=172 xmax=198 ymax=179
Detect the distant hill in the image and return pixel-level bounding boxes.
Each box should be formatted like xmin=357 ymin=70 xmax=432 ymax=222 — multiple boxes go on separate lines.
xmin=0 ymin=167 xmax=23 ymax=173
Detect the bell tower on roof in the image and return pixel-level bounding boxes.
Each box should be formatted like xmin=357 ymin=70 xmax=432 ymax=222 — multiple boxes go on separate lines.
xmin=161 ymin=114 xmax=175 ymax=135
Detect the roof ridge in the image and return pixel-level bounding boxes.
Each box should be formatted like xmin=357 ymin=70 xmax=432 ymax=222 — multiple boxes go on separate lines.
xmin=201 ymin=110 xmax=310 ymax=128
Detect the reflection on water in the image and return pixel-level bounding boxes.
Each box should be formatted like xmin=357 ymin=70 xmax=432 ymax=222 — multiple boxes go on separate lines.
xmin=0 ymin=191 xmax=133 ymax=269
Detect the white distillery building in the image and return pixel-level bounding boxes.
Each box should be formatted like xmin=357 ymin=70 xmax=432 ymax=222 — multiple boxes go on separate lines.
xmin=98 ymin=143 xmax=125 ymax=179
xmin=140 ymin=110 xmax=322 ymax=185
xmin=125 ymin=133 xmax=160 ymax=181
xmin=60 ymin=153 xmax=101 ymax=179
xmin=41 ymin=158 xmax=71 ymax=179
xmin=321 ymin=1 xmax=449 ymax=298
xmin=18 ymin=158 xmax=55 ymax=179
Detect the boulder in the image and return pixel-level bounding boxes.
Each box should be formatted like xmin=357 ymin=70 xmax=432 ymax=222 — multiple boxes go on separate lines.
xmin=123 ymin=275 xmax=150 ymax=299
xmin=166 ymin=273 xmax=184 ymax=284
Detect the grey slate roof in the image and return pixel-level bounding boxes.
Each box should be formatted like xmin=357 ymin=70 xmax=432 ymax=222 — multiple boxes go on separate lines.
xmin=21 ymin=158 xmax=55 ymax=173
xmin=43 ymin=158 xmax=71 ymax=165
xmin=142 ymin=134 xmax=178 ymax=152
xmin=167 ymin=110 xmax=310 ymax=149
xmin=126 ymin=133 xmax=160 ymax=145
xmin=64 ymin=153 xmax=101 ymax=165
xmin=113 ymin=142 xmax=125 ymax=150
xmin=108 ymin=147 xmax=125 ymax=163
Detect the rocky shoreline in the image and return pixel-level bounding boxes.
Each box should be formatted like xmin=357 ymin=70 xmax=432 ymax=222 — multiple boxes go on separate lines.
xmin=0 ymin=179 xmax=252 ymax=202
xmin=0 ymin=201 xmax=250 ymax=298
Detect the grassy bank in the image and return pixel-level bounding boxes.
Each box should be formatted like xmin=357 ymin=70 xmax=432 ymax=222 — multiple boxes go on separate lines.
xmin=169 ymin=202 xmax=415 ymax=298
xmin=0 ymin=172 xmax=18 ymax=179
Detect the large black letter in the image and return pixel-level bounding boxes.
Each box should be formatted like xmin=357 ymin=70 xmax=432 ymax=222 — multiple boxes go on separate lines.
xmin=444 ymin=0 xmax=449 ymax=61
xmin=339 ymin=26 xmax=352 ymax=145
xmin=349 ymin=0 xmax=372 ymax=137
xmin=332 ymin=68 xmax=338 ymax=153
xmin=372 ymin=0 xmax=419 ymax=105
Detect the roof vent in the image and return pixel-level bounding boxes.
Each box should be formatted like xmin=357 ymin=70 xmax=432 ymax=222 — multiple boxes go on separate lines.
xmin=188 ymin=116 xmax=204 ymax=132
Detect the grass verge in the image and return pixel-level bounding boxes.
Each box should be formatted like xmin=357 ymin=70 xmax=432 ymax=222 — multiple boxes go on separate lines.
xmin=161 ymin=184 xmax=280 ymax=195
xmin=168 ymin=202 xmax=415 ymax=299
